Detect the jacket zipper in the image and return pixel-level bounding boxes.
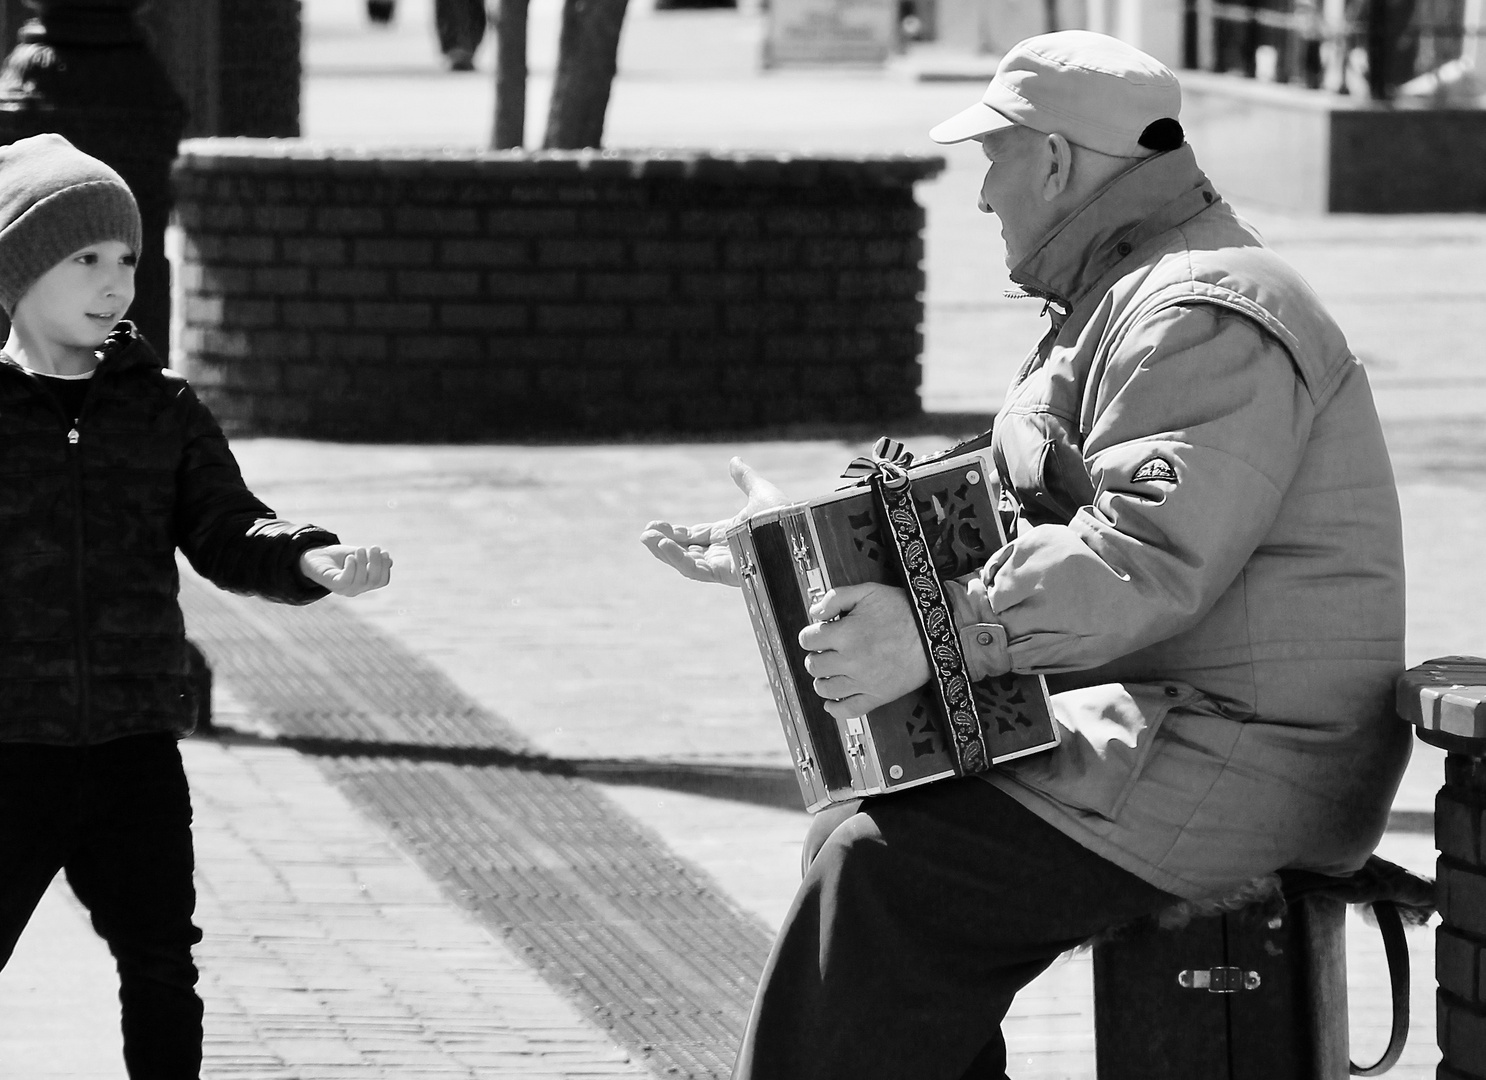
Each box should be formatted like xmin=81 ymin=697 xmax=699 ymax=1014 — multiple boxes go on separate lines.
xmin=6 ymin=346 xmax=124 ymax=742
xmin=66 ymin=356 xmax=116 ymax=742
xmin=66 ymin=419 xmax=92 ymax=739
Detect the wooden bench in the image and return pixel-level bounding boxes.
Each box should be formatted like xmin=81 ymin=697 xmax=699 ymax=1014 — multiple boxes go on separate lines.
xmin=1397 ymin=656 xmax=1486 ymax=1080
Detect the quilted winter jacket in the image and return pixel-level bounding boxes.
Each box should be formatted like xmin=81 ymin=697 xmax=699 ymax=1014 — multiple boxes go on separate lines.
xmin=947 ymin=146 xmax=1412 ymax=901
xmin=0 ymin=324 xmax=337 ymax=746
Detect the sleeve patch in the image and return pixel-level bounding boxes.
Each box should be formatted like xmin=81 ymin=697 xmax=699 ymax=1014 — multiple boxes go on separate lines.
xmin=1131 ymin=456 xmax=1178 ymax=484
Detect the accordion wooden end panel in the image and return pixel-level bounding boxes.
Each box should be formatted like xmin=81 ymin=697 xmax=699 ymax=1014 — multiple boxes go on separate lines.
xmin=728 ymin=452 xmax=1060 ymax=813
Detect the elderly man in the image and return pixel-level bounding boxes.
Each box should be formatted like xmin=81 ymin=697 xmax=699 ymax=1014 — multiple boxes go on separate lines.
xmin=642 ymin=30 xmax=1410 ymax=1080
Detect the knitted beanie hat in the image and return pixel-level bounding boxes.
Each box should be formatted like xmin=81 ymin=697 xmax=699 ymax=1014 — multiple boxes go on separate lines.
xmin=0 ymin=133 xmax=142 ymax=315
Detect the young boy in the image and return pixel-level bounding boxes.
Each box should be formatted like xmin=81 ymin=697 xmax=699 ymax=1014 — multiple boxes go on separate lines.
xmin=0 ymin=132 xmax=393 ymax=1078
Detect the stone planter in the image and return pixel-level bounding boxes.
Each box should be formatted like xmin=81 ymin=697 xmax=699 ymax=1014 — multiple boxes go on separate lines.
xmin=171 ymin=141 xmax=943 ymax=440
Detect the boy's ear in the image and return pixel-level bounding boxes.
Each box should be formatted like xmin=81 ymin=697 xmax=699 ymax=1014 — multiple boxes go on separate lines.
xmin=1040 ymin=133 xmax=1074 ymax=203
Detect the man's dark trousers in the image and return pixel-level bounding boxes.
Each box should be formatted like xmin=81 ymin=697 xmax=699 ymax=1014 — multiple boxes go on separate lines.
xmin=0 ymin=733 xmax=204 ymax=1079
xmin=733 ymin=779 xmax=1178 ymax=1080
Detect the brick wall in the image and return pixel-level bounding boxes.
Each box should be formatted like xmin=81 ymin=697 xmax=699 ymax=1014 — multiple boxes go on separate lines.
xmin=1438 ymin=750 xmax=1486 ymax=1079
xmin=171 ymin=142 xmax=942 ymax=440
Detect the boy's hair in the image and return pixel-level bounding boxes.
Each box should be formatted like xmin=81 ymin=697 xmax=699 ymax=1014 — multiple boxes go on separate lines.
xmin=0 ymin=133 xmax=142 ymax=315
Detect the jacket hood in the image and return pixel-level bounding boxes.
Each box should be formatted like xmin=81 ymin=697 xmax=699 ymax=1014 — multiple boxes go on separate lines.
xmin=1010 ymin=144 xmax=1220 ymax=309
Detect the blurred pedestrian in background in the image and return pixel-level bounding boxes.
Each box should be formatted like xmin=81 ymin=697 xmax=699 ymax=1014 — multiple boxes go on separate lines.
xmin=436 ymin=0 xmax=487 ymax=69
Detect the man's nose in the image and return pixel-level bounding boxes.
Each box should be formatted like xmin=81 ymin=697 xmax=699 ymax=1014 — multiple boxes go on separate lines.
xmin=977 ymin=196 xmax=993 ymax=214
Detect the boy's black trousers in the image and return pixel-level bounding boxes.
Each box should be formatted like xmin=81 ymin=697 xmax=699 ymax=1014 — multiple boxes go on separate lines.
xmin=732 ymin=779 xmax=1179 ymax=1080
xmin=0 ymin=733 xmax=204 ymax=1080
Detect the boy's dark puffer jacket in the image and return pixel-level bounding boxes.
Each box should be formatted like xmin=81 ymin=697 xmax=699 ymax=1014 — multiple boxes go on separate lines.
xmin=0 ymin=323 xmax=338 ymax=745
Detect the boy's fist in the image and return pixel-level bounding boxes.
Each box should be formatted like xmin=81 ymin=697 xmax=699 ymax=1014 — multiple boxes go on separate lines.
xmin=300 ymin=545 xmax=393 ymax=596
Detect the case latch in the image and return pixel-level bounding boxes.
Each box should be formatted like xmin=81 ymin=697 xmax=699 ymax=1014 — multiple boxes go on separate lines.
xmin=1177 ymin=967 xmax=1261 ymax=993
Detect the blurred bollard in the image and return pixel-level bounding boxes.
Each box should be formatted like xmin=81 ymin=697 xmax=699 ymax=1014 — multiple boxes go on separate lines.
xmin=0 ymin=0 xmax=186 ymax=351
xmin=436 ymin=0 xmax=486 ymax=70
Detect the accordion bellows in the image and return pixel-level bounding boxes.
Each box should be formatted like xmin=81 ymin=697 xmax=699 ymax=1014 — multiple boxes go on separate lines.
xmin=727 ymin=450 xmax=1060 ymax=812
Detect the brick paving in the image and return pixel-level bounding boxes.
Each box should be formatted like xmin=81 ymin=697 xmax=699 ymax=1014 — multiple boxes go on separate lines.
xmin=2 ymin=0 xmax=1483 ymax=1076
xmin=189 ymin=727 xmax=649 ymax=1080
xmin=179 ymin=572 xmax=773 ymax=1078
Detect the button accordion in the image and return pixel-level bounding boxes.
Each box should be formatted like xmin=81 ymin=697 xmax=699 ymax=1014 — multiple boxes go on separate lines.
xmin=727 ymin=443 xmax=1060 ymax=812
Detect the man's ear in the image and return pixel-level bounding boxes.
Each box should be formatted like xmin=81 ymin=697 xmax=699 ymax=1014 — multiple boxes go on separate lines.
xmin=1040 ymin=133 xmax=1073 ymax=202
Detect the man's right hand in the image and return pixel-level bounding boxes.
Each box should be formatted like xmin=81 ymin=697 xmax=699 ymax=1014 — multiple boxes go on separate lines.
xmin=640 ymin=457 xmax=788 ymax=587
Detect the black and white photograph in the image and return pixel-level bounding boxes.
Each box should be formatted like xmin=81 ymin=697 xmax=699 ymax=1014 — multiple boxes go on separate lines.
xmin=0 ymin=0 xmax=1482 ymax=1077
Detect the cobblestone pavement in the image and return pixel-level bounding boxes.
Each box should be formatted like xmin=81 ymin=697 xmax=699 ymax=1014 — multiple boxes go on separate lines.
xmin=2 ymin=0 xmax=1483 ymax=1076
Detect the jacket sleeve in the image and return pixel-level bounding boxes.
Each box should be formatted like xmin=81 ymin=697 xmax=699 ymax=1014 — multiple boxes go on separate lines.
xmin=951 ymin=303 xmax=1315 ymax=674
xmin=172 ymin=382 xmax=339 ymax=605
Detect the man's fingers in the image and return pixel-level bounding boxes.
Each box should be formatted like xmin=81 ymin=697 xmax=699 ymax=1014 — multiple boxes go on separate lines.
xmin=823 ymin=693 xmax=873 ymax=720
xmin=802 ymin=650 xmax=845 ymax=678
xmin=811 ymin=674 xmax=857 ymax=701
xmin=728 ymin=456 xmax=759 ymax=496
xmin=643 ymin=521 xmax=712 ymax=550
xmin=729 ymin=457 xmax=787 ymax=508
xmin=807 ymin=583 xmax=877 ymax=623
xmin=643 ymin=521 xmax=685 ymax=543
xmin=645 ymin=534 xmax=693 ymax=569
xmin=646 ymin=535 xmax=722 ymax=583
xmin=640 ymin=528 xmax=685 ymax=563
xmin=797 ymin=618 xmax=840 ymax=654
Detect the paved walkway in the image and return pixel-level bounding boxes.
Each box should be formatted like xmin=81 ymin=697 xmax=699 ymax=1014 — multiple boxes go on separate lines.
xmin=3 ymin=0 xmax=1484 ymax=1075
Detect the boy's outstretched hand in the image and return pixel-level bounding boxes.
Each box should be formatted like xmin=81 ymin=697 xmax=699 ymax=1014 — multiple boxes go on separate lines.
xmin=640 ymin=457 xmax=788 ymax=587
xmin=300 ymin=545 xmax=393 ymax=597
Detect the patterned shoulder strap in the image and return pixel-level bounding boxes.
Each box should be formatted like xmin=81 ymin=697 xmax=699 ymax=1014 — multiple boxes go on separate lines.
xmin=868 ymin=461 xmax=990 ymax=774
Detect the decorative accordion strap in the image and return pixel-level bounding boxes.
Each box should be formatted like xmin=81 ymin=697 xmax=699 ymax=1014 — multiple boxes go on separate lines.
xmin=856 ymin=447 xmax=991 ymax=775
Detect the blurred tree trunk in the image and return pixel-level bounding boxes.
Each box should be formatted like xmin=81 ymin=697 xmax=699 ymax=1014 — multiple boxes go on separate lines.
xmin=489 ymin=0 xmax=528 ymax=148
xmin=542 ymin=0 xmax=630 ymax=149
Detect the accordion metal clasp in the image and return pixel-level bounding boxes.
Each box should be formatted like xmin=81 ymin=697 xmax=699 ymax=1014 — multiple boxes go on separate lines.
xmin=726 ymin=448 xmax=1060 ymax=812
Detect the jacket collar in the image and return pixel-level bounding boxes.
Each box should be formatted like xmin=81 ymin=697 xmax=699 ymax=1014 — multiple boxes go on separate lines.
xmin=0 ymin=321 xmax=156 ymax=379
xmin=1009 ymin=145 xmax=1220 ymax=310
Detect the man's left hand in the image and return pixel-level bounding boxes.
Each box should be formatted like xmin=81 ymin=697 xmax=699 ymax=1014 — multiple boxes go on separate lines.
xmin=798 ymin=583 xmax=931 ymax=718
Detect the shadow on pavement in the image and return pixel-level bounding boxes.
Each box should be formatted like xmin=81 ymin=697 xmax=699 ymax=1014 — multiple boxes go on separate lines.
xmin=204 ymin=724 xmax=806 ymax=810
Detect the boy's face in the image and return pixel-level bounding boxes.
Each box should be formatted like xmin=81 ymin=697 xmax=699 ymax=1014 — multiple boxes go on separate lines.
xmin=12 ymin=240 xmax=137 ymax=350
